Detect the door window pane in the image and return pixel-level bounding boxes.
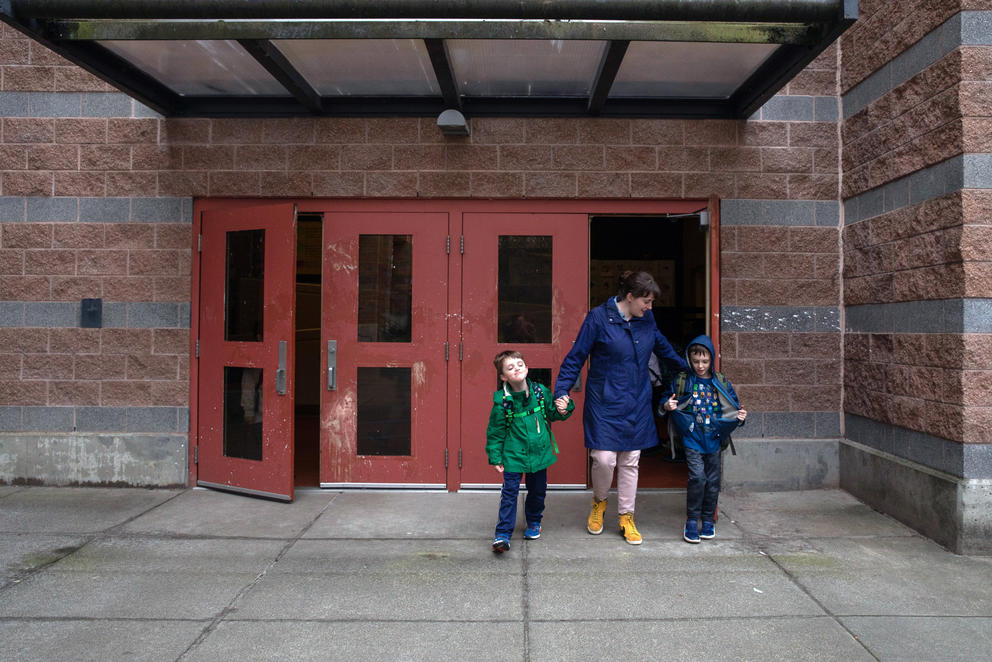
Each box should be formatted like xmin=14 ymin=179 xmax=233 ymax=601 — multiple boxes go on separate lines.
xmin=357 ymin=367 xmax=411 ymax=456
xmin=223 ymin=366 xmax=263 ymax=461
xmin=529 ymin=368 xmax=552 ymax=391
xmin=358 ymin=235 xmax=412 ymax=342
xmin=498 ymin=236 xmax=552 ymax=343
xmin=225 ymin=229 xmax=265 ymax=342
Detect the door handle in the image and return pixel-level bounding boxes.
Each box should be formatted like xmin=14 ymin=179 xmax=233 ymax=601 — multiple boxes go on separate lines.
xmin=327 ymin=340 xmax=337 ymax=390
xmin=275 ymin=340 xmax=287 ymax=395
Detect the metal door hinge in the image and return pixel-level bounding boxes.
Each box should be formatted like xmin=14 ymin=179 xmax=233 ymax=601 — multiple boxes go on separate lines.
xmin=193 ymin=446 xmax=198 ymax=464
xmin=446 ymin=235 xmax=450 ymax=254
xmin=458 ymin=449 xmax=463 ymax=468
xmin=444 ymin=448 xmax=449 ymax=468
xmin=195 ymin=339 xmax=199 ymax=358
xmin=459 ymin=342 xmax=463 ymax=361
xmin=460 ymin=236 xmax=464 ymax=254
xmin=445 ymin=341 xmax=449 ymax=361
xmin=197 ymin=234 xmax=202 ymax=252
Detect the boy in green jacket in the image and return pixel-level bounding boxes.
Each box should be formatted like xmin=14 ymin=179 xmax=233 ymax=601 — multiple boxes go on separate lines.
xmin=487 ymin=350 xmax=574 ymax=553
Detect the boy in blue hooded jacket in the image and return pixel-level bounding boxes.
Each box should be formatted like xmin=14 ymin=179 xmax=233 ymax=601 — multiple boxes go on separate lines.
xmin=660 ymin=335 xmax=746 ymax=543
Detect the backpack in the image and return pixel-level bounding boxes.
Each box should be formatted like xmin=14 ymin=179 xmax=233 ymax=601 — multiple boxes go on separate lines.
xmin=500 ymin=380 xmax=559 ymax=455
xmin=665 ymin=371 xmax=738 ymax=456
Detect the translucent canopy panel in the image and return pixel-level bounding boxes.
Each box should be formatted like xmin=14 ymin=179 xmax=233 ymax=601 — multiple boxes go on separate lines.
xmin=274 ymin=39 xmax=440 ymax=96
xmin=447 ymin=39 xmax=605 ymax=97
xmin=100 ymin=40 xmax=286 ymax=96
xmin=612 ymin=41 xmax=778 ymax=99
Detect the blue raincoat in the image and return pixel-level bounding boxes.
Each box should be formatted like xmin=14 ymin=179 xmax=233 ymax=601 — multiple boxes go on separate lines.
xmin=664 ymin=334 xmax=743 ymax=454
xmin=554 ymin=298 xmax=688 ymax=451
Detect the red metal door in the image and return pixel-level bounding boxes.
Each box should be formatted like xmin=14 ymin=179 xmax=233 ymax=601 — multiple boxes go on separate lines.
xmin=197 ymin=203 xmax=297 ymax=501
xmin=320 ymin=212 xmax=448 ymax=486
xmin=459 ymin=212 xmax=589 ymax=487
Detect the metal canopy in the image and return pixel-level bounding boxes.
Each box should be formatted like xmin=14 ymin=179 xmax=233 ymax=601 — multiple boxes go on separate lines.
xmin=0 ymin=0 xmax=857 ymax=119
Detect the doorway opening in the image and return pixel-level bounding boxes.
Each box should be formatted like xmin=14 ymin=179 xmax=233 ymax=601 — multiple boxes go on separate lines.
xmin=294 ymin=213 xmax=322 ymax=486
xmin=589 ymin=214 xmax=709 ymax=488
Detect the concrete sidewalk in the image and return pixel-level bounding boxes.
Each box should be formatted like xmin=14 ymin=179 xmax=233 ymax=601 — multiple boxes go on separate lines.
xmin=1 ymin=486 xmax=990 ymax=661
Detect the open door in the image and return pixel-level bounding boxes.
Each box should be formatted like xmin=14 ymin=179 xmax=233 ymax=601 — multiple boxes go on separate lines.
xmin=196 ymin=203 xmax=297 ymax=501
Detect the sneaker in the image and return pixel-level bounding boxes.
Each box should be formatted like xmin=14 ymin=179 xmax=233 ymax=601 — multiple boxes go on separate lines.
xmin=683 ymin=519 xmax=700 ymax=544
xmin=618 ymin=512 xmax=642 ymax=545
xmin=587 ymin=498 xmax=607 ymax=535
xmin=491 ymin=535 xmax=510 ymax=554
xmin=700 ymin=521 xmax=715 ymax=539
xmin=524 ymin=522 xmax=542 ymax=540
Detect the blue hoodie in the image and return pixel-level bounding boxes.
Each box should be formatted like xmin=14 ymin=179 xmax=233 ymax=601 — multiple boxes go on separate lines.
xmin=663 ymin=334 xmax=742 ymax=454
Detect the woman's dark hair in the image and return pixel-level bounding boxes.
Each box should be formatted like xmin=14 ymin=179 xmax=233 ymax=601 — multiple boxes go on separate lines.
xmin=616 ymin=270 xmax=661 ymax=299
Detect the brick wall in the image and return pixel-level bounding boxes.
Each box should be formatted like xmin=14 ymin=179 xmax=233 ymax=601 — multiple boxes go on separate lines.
xmin=841 ymin=1 xmax=992 ymax=480
xmin=0 ymin=23 xmax=843 ymax=484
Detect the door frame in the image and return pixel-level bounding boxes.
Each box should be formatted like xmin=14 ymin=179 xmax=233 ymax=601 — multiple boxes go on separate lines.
xmin=190 ymin=197 xmax=717 ymax=491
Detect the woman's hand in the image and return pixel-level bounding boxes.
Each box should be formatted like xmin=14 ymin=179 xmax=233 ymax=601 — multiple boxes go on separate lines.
xmin=554 ymin=395 xmax=570 ymax=414
xmin=663 ymin=394 xmax=677 ymax=412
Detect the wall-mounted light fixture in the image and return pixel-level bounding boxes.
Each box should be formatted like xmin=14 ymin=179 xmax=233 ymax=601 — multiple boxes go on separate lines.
xmin=437 ymin=108 xmax=470 ymax=137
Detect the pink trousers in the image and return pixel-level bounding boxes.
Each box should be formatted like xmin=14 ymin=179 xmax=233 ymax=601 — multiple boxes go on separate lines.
xmin=590 ymin=449 xmax=641 ymax=514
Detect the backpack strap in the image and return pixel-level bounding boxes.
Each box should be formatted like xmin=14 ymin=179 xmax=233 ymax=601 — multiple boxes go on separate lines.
xmin=501 ymin=381 xmax=558 ymax=454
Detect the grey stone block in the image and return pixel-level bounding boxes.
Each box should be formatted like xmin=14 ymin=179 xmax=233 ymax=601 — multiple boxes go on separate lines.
xmin=765 ymin=200 xmax=815 ymax=226
xmin=0 ymin=407 xmax=21 ymax=431
xmin=963 ymin=299 xmax=992 ymax=333
xmin=813 ymin=96 xmax=838 ymax=122
xmin=0 ymin=197 xmax=25 ymax=222
xmin=178 ymin=408 xmax=190 ymax=434
xmin=99 ymin=302 xmax=126 ymax=328
xmin=25 ymin=302 xmax=77 ymax=328
xmin=815 ymin=307 xmax=841 ymax=331
xmin=0 ymin=92 xmax=30 ymax=115
xmin=127 ymin=303 xmax=180 ymax=329
xmin=964 ymin=153 xmax=992 ymax=189
xmin=883 ymin=177 xmax=910 ymax=211
xmin=26 ymin=197 xmax=77 ymax=222
xmin=21 ymin=407 xmax=74 ymax=432
xmin=74 ymin=407 xmax=126 ymax=432
xmin=842 ymin=65 xmax=889 ymax=119
xmin=963 ymin=444 xmax=992 ymax=479
xmin=814 ymin=200 xmax=839 ymax=227
xmin=815 ymin=412 xmax=841 ymax=437
xmin=764 ymin=412 xmax=816 ymax=438
xmin=909 ymin=163 xmax=950 ymax=205
xmin=80 ymin=93 xmax=132 ymax=118
xmin=131 ymin=198 xmax=183 ymax=223
xmin=845 ymin=303 xmax=886 ymax=333
xmin=27 ymin=92 xmax=80 ymax=118
xmin=962 ymin=10 xmax=992 ymax=45
xmin=181 ymin=198 xmax=193 ymax=224
xmin=843 ymin=197 xmax=858 ymax=224
xmin=760 ymin=95 xmax=814 ymax=122
xmin=132 ymin=100 xmax=164 ymax=118
xmin=859 ymin=187 xmax=884 ymax=220
xmin=79 ymin=197 xmax=130 ymax=223
xmin=0 ymin=301 xmax=24 ymax=326
xmin=126 ymin=407 xmax=178 ymax=433
xmin=179 ymin=303 xmax=191 ymax=328
xmin=720 ymin=199 xmax=762 ymax=226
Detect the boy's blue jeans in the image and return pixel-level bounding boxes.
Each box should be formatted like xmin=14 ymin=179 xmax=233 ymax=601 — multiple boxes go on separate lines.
xmin=495 ymin=469 xmax=547 ymax=538
xmin=685 ymin=448 xmax=722 ymax=522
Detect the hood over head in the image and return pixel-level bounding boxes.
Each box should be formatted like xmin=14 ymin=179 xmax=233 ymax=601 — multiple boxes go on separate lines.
xmin=684 ymin=334 xmax=715 ymax=364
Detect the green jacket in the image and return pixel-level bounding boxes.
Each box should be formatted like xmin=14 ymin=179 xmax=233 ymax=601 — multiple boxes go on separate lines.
xmin=485 ymin=381 xmax=575 ymax=473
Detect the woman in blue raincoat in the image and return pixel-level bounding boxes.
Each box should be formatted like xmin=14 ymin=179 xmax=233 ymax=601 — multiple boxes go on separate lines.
xmin=554 ymin=271 xmax=688 ymax=544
